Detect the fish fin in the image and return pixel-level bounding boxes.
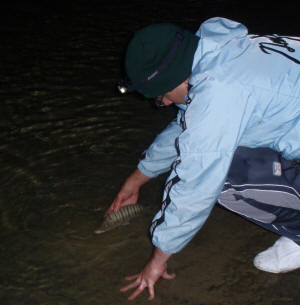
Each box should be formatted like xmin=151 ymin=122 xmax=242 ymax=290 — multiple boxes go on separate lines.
xmin=121 ymin=221 xmax=130 ymax=226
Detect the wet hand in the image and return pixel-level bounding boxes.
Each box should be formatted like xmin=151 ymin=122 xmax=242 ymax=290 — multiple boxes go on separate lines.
xmin=120 ymin=258 xmax=175 ymax=301
xmin=103 ymin=185 xmax=139 ymax=217
xmin=104 ymin=169 xmax=151 ymax=217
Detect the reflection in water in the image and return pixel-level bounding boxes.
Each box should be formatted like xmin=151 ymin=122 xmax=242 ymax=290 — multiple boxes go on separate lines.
xmin=1 ymin=2 xmax=177 ymax=304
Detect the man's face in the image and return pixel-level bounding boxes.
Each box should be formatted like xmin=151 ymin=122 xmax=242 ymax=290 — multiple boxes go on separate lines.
xmin=159 ymin=78 xmax=189 ymax=106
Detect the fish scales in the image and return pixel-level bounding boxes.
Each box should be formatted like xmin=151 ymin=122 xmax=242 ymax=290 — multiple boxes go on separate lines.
xmin=121 ymin=206 xmax=129 ymax=220
xmin=94 ymin=204 xmax=144 ymax=234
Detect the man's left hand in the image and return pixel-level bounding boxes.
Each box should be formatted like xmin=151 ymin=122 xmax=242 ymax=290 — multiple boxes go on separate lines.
xmin=120 ymin=250 xmax=175 ymax=301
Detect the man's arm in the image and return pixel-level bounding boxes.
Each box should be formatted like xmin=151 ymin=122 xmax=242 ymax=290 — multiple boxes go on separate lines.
xmin=150 ymin=79 xmax=256 ymax=254
xmin=137 ymin=117 xmax=183 ymax=178
xmin=105 ymin=117 xmax=183 ymax=216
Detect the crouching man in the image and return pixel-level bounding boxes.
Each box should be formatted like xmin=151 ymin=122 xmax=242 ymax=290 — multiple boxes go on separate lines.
xmin=105 ymin=17 xmax=300 ymax=301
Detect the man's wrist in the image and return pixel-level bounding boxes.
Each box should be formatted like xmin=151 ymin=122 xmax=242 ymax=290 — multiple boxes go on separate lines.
xmin=152 ymin=247 xmax=173 ymax=267
xmin=129 ymin=169 xmax=151 ymax=186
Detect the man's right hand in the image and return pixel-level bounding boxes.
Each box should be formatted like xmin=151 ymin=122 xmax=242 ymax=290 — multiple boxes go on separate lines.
xmin=104 ymin=169 xmax=151 ymax=217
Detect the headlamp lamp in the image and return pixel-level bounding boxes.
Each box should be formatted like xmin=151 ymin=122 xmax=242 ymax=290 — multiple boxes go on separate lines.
xmin=117 ymin=80 xmax=131 ymax=94
xmin=117 ymin=80 xmax=166 ymax=108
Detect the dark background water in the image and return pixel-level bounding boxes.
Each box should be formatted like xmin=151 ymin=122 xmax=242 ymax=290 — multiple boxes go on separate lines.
xmin=1 ymin=1 xmax=300 ymax=304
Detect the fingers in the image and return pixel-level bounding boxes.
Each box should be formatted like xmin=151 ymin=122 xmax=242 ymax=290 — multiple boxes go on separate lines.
xmin=125 ymin=274 xmax=139 ymax=281
xmin=121 ymin=194 xmax=138 ymax=206
xmin=120 ymin=280 xmax=139 ymax=293
xmin=126 ymin=281 xmax=155 ymax=301
xmin=103 ymin=200 xmax=121 ymax=217
xmin=148 ymin=285 xmax=155 ymax=301
xmin=103 ymin=207 xmax=112 ymax=217
xmin=104 ymin=192 xmax=135 ymax=217
xmin=120 ymin=275 xmax=153 ymax=301
xmin=162 ymin=271 xmax=176 ymax=280
xmin=120 ymin=267 xmax=175 ymax=301
xmin=128 ymin=285 xmax=146 ymax=301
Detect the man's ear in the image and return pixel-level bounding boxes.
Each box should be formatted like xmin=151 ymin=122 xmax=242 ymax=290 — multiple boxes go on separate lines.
xmin=184 ymin=77 xmax=190 ymax=86
xmin=184 ymin=77 xmax=190 ymax=89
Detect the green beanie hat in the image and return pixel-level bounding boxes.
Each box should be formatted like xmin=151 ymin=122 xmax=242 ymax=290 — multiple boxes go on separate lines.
xmin=125 ymin=23 xmax=199 ymax=98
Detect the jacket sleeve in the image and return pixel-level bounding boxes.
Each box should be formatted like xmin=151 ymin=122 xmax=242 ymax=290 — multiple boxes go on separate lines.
xmin=137 ymin=110 xmax=184 ymax=178
xmin=150 ymin=79 xmax=256 ymax=253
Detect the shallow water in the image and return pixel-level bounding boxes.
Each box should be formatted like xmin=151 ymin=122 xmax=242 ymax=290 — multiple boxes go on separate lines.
xmin=1 ymin=1 xmax=300 ymax=304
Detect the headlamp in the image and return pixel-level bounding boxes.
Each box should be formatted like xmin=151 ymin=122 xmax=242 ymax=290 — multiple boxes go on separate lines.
xmin=117 ymin=80 xmax=166 ymax=108
xmin=117 ymin=80 xmax=131 ymax=94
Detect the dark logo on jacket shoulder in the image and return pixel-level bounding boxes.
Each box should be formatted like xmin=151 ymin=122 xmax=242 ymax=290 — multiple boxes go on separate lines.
xmin=251 ymin=34 xmax=300 ymax=64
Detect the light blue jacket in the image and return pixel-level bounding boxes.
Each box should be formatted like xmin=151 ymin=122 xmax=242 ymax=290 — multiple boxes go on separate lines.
xmin=138 ymin=17 xmax=300 ymax=254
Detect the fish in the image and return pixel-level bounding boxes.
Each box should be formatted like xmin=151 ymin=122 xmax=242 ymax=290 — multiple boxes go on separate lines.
xmin=94 ymin=204 xmax=144 ymax=234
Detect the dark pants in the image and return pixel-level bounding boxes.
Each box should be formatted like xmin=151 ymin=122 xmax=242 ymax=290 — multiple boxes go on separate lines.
xmin=218 ymin=146 xmax=300 ymax=245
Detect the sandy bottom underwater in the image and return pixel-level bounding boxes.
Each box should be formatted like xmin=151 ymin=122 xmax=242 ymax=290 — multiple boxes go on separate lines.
xmin=3 ymin=189 xmax=300 ymax=305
